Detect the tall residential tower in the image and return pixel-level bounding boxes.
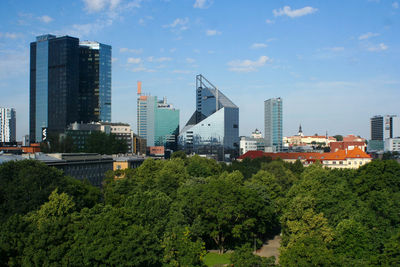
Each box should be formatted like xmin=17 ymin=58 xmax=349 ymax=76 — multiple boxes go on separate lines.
xmin=264 ymin=97 xmax=283 ymax=152
xmin=0 ymin=107 xmax=16 ymax=143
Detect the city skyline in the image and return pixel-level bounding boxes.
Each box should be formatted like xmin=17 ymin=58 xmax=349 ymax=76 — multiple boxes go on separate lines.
xmin=0 ymin=0 xmax=399 ymax=140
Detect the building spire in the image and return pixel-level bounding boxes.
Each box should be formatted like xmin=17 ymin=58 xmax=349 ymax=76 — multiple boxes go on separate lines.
xmin=298 ymin=124 xmax=303 ymax=136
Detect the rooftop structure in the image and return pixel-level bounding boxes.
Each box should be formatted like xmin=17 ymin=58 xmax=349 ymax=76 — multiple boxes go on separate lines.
xmin=179 ymin=75 xmax=239 ymax=160
xmin=239 ymin=147 xmax=371 ymax=169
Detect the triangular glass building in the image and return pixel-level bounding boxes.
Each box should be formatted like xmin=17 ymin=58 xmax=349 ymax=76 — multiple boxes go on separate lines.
xmin=179 ymin=75 xmax=239 ymax=160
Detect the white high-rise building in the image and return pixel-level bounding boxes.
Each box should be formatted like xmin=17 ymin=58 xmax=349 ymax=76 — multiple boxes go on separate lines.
xmin=264 ymin=98 xmax=283 ymax=152
xmin=0 ymin=107 xmax=16 ymax=143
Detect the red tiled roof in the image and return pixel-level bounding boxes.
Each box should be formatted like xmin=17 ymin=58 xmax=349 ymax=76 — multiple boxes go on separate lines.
xmin=238 ymin=147 xmax=371 ymax=161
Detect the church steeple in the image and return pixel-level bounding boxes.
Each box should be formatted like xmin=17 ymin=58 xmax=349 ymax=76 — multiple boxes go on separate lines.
xmin=298 ymin=124 xmax=303 ymax=136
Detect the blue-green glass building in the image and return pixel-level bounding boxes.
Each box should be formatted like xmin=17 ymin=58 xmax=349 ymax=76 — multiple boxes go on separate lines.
xmin=137 ymin=95 xmax=179 ymax=149
xmin=264 ymin=97 xmax=283 ymax=152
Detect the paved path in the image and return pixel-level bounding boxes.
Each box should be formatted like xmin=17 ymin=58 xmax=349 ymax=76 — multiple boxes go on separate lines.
xmin=255 ymin=235 xmax=281 ymax=264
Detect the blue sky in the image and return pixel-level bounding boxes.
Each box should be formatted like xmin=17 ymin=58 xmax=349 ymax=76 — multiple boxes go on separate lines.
xmin=0 ymin=0 xmax=399 ymax=140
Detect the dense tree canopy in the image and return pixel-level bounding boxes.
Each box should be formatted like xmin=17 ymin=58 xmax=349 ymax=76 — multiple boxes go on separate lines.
xmin=84 ymin=131 xmax=128 ymax=154
xmin=1 ymin=155 xmax=400 ymax=266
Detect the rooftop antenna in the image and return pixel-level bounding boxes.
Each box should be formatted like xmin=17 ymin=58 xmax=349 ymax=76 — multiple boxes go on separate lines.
xmin=137 ymin=81 xmax=142 ymax=95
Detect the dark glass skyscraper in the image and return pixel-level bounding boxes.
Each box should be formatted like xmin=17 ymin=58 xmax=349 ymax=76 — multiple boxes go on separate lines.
xmin=30 ymin=35 xmax=80 ymax=142
xmin=79 ymin=41 xmax=111 ymax=123
xmin=30 ymin=35 xmax=111 ymax=143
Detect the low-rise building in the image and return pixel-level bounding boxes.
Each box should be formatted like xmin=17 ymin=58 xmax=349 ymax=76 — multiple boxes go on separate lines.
xmin=283 ymin=126 xmax=336 ymax=149
xmin=0 ymin=143 xmax=41 ymax=154
xmin=113 ymin=155 xmax=146 ymax=179
xmin=384 ymin=138 xmax=400 ymax=152
xmin=67 ymin=122 xmax=141 ymax=154
xmin=239 ymin=129 xmax=265 ymax=155
xmin=330 ymin=141 xmax=367 ymax=152
xmin=23 ymin=153 xmax=113 ymax=187
xmin=238 ymin=147 xmax=371 ymax=169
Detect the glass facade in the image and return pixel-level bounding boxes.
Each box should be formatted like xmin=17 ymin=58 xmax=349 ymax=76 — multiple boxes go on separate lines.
xmin=30 ymin=36 xmax=111 ymax=143
xmin=264 ymin=98 xmax=283 ymax=152
xmin=137 ymin=95 xmax=179 ymax=148
xmin=79 ymin=42 xmax=112 ymax=123
xmin=35 ymin=36 xmax=50 ymax=142
xmin=99 ymin=44 xmax=112 ymax=122
xmin=179 ymin=75 xmax=239 ymax=160
xmin=155 ymin=106 xmax=180 ymax=149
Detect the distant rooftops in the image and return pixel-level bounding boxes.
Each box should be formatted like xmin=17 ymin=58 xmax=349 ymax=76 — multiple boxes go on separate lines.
xmin=238 ymin=147 xmax=371 ymax=162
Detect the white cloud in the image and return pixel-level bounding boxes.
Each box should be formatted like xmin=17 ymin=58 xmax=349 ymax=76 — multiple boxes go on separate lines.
xmin=0 ymin=32 xmax=19 ymax=39
xmin=172 ymin=70 xmax=192 ymax=74
xmin=273 ymin=6 xmax=318 ymax=18
xmin=120 ymin=47 xmax=143 ymax=53
xmin=163 ymin=18 xmax=189 ymax=34
xmin=265 ymin=19 xmax=275 ymax=24
xmin=325 ymin=46 xmax=345 ymax=52
xmin=83 ymin=0 xmax=107 ymax=12
xmin=367 ymin=43 xmax=388 ymax=52
xmin=138 ymin=16 xmax=153 ymax=25
xmin=251 ymin=43 xmax=267 ymax=49
xmin=393 ymin=2 xmax=399 ymax=8
xmin=186 ymin=57 xmax=195 ymax=63
xmin=193 ymin=0 xmax=212 ymax=9
xmin=38 ymin=15 xmax=53 ymax=23
xmin=0 ymin=49 xmax=29 ymax=79
xmin=228 ymin=55 xmax=270 ymax=72
xmin=163 ymin=17 xmax=189 ymax=28
xmin=147 ymin=56 xmax=172 ymax=62
xmin=358 ymin=32 xmax=380 ymax=40
xmin=206 ymin=29 xmax=221 ymax=36
xmin=127 ymin=57 xmax=142 ymax=64
xmin=132 ymin=67 xmax=156 ymax=72
xmin=82 ymin=0 xmax=142 ymax=13
xmin=66 ymin=19 xmax=112 ymax=37
xmin=157 ymin=57 xmax=172 ymax=62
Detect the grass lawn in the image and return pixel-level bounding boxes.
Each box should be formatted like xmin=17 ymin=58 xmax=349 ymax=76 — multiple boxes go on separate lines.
xmin=203 ymin=252 xmax=231 ymax=267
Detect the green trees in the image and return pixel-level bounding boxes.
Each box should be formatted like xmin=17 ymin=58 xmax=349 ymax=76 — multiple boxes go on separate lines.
xmin=175 ymin=171 xmax=279 ymax=254
xmin=0 ymin=160 xmax=100 ymax=222
xmin=2 ymin=154 xmax=399 ymax=266
xmin=230 ymin=244 xmax=275 ymax=267
xmin=333 ymin=134 xmax=343 ymax=141
xmin=84 ymin=131 xmax=128 ymax=154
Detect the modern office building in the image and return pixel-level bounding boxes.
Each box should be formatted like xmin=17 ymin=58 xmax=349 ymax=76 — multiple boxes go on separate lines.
xmin=179 ymin=75 xmax=239 ymax=160
xmin=385 ymin=138 xmax=400 ymax=152
xmin=369 ymin=115 xmax=400 ymax=151
xmin=30 ymin=34 xmax=112 ymax=143
xmin=370 ymin=115 xmax=384 ymax=141
xmin=79 ymin=41 xmax=111 ymax=122
xmin=137 ymin=82 xmax=179 ymax=149
xmin=30 ymin=34 xmax=80 ymax=143
xmin=0 ymin=108 xmax=16 ymax=143
xmin=264 ymin=97 xmax=283 ymax=152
